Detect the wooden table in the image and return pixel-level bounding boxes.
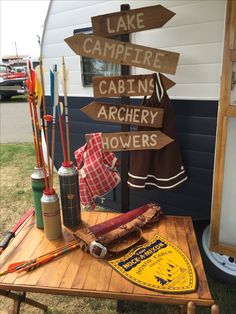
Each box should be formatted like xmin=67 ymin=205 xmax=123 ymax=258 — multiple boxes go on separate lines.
xmin=0 ymin=211 xmax=219 ymax=313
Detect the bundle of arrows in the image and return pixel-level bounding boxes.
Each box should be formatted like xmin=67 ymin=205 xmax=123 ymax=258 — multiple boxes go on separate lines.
xmin=26 ymin=58 xmax=50 ymax=193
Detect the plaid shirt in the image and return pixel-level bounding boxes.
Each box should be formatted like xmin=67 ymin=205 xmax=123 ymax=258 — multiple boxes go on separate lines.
xmin=74 ymin=133 xmax=120 ymax=210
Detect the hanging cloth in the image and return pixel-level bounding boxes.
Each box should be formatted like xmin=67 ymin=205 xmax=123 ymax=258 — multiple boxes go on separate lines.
xmin=128 ymin=73 xmax=187 ymax=190
xmin=75 ymin=133 xmax=121 ymax=210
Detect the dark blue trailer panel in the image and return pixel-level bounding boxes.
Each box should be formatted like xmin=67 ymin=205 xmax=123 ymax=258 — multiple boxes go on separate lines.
xmin=46 ymin=96 xmax=218 ymax=220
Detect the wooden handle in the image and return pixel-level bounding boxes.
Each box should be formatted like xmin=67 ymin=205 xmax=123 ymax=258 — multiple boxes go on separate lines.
xmin=211 ymin=304 xmax=220 ymax=314
xmin=187 ymin=301 xmax=196 ymax=314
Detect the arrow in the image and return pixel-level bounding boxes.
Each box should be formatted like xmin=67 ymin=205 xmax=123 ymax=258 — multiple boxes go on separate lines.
xmin=50 ymin=65 xmax=59 ymax=190
xmin=65 ymin=34 xmax=179 ymax=75
xmin=81 ymin=101 xmax=163 ymax=128
xmin=0 ymin=208 xmax=34 ymax=255
xmin=92 ymin=74 xmax=175 ymax=98
xmin=60 ymin=56 xmax=71 ymax=161
xmin=92 ymin=4 xmax=175 ymax=37
xmin=99 ymin=131 xmax=174 ymax=152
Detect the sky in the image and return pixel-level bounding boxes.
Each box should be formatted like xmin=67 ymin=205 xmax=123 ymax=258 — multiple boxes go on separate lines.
xmin=0 ymin=0 xmax=50 ymax=58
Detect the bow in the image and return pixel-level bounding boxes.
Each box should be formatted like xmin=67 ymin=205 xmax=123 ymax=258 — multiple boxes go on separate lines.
xmin=0 ymin=208 xmax=34 ymax=255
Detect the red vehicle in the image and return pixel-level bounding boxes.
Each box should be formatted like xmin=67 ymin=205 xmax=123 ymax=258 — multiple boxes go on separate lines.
xmin=0 ymin=64 xmax=27 ymax=100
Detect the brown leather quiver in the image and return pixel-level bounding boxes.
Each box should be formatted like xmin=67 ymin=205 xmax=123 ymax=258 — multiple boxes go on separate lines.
xmin=74 ymin=203 xmax=162 ymax=258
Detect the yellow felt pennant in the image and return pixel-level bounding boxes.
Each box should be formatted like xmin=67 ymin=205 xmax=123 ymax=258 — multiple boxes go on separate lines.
xmin=109 ymin=234 xmax=197 ymax=293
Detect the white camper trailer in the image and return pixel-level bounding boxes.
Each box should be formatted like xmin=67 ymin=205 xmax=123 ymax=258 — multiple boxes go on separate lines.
xmin=42 ymin=0 xmax=226 ymax=99
xmin=41 ymin=0 xmax=236 ymax=284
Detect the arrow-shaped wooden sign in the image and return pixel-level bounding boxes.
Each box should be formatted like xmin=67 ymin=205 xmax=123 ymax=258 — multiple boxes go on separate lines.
xmin=65 ymin=34 xmax=179 ymax=75
xmin=92 ymin=74 xmax=176 ymax=97
xmin=92 ymin=5 xmax=175 ymax=37
xmin=81 ymin=101 xmax=163 ymax=128
xmin=101 ymin=131 xmax=173 ymax=151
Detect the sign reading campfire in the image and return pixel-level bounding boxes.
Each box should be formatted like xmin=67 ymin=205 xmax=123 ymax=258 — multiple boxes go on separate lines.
xmin=65 ymin=34 xmax=179 ymax=75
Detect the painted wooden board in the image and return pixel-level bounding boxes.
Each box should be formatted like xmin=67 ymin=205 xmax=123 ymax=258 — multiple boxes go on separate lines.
xmin=81 ymin=101 xmax=163 ymax=128
xmin=65 ymin=34 xmax=179 ymax=75
xmin=100 ymin=131 xmax=173 ymax=152
xmin=92 ymin=74 xmax=175 ymax=97
xmin=92 ymin=5 xmax=175 ymax=37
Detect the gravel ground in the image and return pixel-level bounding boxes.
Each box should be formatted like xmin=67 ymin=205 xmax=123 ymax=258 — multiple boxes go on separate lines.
xmin=0 ymin=100 xmax=32 ymax=144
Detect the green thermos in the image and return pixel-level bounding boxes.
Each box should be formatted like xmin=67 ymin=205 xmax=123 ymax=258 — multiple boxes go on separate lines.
xmin=31 ymin=167 xmax=45 ymax=229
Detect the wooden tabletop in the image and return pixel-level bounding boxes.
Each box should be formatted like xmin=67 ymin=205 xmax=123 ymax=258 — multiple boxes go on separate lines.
xmin=0 ymin=211 xmax=214 ymax=307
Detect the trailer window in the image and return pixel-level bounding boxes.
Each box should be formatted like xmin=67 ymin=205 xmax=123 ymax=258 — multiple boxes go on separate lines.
xmin=73 ymin=27 xmax=120 ymax=87
xmin=81 ymin=57 xmax=120 ymax=87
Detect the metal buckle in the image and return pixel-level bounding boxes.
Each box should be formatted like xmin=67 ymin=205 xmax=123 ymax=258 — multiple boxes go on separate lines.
xmin=89 ymin=241 xmax=107 ymax=259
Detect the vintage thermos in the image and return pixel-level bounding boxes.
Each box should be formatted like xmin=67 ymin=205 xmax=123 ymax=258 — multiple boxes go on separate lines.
xmin=31 ymin=167 xmax=45 ymax=229
xmin=41 ymin=189 xmax=62 ymax=240
xmin=58 ymin=161 xmax=81 ymax=227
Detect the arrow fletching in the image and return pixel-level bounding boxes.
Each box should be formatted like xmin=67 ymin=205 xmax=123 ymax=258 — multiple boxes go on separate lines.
xmin=44 ymin=115 xmax=53 ymax=123
xmin=35 ymin=65 xmax=43 ymax=105
xmin=59 ymin=101 xmax=64 ymax=115
xmin=59 ymin=66 xmax=69 ymax=93
xmin=50 ymin=70 xmax=54 ymax=107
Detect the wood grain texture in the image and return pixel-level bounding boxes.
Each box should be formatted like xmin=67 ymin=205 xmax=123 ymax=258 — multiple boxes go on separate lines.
xmin=230 ymin=49 xmax=236 ymax=61
xmin=92 ymin=74 xmax=175 ymax=98
xmin=92 ymin=5 xmax=175 ymax=37
xmin=65 ymin=34 xmax=179 ymax=75
xmin=184 ymin=218 xmax=212 ymax=301
xmin=81 ymin=101 xmax=163 ymax=128
xmin=0 ymin=212 xmax=214 ymax=307
xmin=101 ymin=130 xmax=173 ymax=152
xmin=226 ymin=105 xmax=236 ymax=116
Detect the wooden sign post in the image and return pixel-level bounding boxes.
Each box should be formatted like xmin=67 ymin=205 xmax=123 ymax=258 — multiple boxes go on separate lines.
xmin=120 ymin=4 xmax=131 ymax=213
xmin=81 ymin=101 xmax=164 ymax=128
xmin=65 ymin=3 xmax=178 ymax=213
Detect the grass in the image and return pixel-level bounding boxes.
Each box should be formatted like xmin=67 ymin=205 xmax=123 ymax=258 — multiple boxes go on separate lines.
xmin=0 ymin=143 xmax=236 ymax=313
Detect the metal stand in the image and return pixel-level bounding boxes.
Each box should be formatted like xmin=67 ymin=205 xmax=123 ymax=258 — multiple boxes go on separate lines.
xmin=0 ymin=290 xmax=48 ymax=314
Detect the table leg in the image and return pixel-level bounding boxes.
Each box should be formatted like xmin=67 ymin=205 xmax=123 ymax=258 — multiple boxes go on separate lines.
xmin=24 ymin=295 xmax=48 ymax=312
xmin=116 ymin=300 xmax=125 ymax=313
xmin=211 ymin=304 xmax=220 ymax=314
xmin=12 ymin=293 xmax=23 ymax=314
xmin=179 ymin=304 xmax=187 ymax=314
xmin=187 ymin=301 xmax=196 ymax=314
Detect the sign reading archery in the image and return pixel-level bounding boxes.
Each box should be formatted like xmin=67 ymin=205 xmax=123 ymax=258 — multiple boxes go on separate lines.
xmin=65 ymin=34 xmax=179 ymax=75
xmin=81 ymin=102 xmax=163 ymax=128
xmin=92 ymin=74 xmax=176 ymax=97
xmin=101 ymin=131 xmax=173 ymax=152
